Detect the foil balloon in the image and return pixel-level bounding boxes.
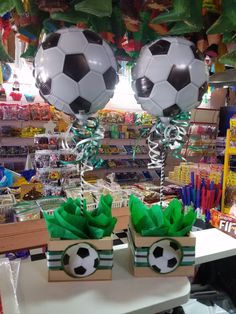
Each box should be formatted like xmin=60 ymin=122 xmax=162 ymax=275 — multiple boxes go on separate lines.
xmin=132 ymin=37 xmax=209 ymax=117
xmin=34 ymin=27 xmax=118 ymax=117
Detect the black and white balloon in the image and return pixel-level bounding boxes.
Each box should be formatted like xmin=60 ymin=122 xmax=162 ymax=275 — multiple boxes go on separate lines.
xmin=62 ymin=243 xmax=99 ymax=277
xmin=34 ymin=28 xmax=118 ymax=116
xmin=132 ymin=37 xmax=209 ymax=117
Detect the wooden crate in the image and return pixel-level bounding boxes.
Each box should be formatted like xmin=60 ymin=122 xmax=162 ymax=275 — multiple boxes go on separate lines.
xmin=48 ymin=236 xmax=113 ymax=282
xmin=128 ymin=222 xmax=195 ymax=277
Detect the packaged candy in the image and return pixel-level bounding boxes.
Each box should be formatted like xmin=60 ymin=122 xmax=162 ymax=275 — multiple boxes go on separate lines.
xmin=30 ymin=103 xmax=41 ymax=120
xmin=125 ymin=112 xmax=135 ymax=124
xmin=2 ymin=104 xmax=18 ymax=120
xmin=39 ymin=103 xmax=51 ymax=121
xmin=18 ymin=104 xmax=30 ymax=120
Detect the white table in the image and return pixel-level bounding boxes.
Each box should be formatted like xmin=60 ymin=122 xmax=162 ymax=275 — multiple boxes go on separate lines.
xmin=17 ymin=247 xmax=190 ymax=314
xmin=192 ymin=228 xmax=236 ymax=265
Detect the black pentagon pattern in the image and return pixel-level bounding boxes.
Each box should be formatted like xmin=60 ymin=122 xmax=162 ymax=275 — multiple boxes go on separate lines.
xmin=152 ymin=265 xmax=161 ymax=273
xmin=70 ymin=96 xmax=91 ymax=114
xmin=153 ymin=246 xmax=163 ymax=258
xmin=74 ymin=266 xmax=86 ymax=275
xmin=42 ymin=33 xmax=60 ymax=50
xmin=63 ymin=253 xmax=70 ymax=266
xmin=149 ymin=39 xmax=170 ymax=55
xmin=167 ymin=65 xmax=191 ymax=91
xmin=77 ymin=247 xmax=90 ymax=258
xmin=38 ymin=76 xmax=52 ymax=95
xmin=190 ymin=45 xmax=204 ymax=61
xmin=163 ymin=104 xmax=181 ymax=117
xmin=167 ymin=257 xmax=178 ymax=268
xmin=63 ymin=54 xmax=89 ymax=82
xmin=169 ymin=241 xmax=180 ymax=251
xmin=135 ymin=77 xmax=154 ymax=97
xmin=94 ymin=257 xmax=99 ymax=269
xmin=103 ymin=67 xmax=118 ymax=90
xmin=198 ymin=82 xmax=208 ymax=102
xmin=83 ymin=29 xmax=103 ymax=45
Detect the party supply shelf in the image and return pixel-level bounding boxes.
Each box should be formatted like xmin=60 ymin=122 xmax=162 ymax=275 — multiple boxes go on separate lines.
xmin=221 ymin=128 xmax=236 ymax=214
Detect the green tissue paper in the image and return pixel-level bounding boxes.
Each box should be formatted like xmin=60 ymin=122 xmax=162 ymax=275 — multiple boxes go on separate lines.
xmin=129 ymin=195 xmax=196 ymax=237
xmin=44 ymin=194 xmax=117 ymax=240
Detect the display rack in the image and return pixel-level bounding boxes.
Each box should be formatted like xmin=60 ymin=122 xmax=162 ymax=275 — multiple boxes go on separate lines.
xmin=221 ymin=129 xmax=234 ymax=213
xmin=182 ymin=108 xmax=219 ymax=159
xmin=95 ymin=122 xmax=155 ymax=182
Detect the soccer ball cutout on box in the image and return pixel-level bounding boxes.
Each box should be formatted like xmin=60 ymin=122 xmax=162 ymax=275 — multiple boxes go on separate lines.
xmin=62 ymin=243 xmax=99 ymax=278
xmin=132 ymin=37 xmax=209 ymax=117
xmin=148 ymin=238 xmax=182 ymax=274
xmin=34 ymin=28 xmax=118 ymax=116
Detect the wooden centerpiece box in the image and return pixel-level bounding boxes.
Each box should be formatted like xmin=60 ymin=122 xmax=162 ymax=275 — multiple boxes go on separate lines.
xmin=48 ymin=236 xmax=113 ymax=282
xmin=128 ymin=222 xmax=196 ymax=277
xmin=44 ymin=194 xmax=117 ymax=282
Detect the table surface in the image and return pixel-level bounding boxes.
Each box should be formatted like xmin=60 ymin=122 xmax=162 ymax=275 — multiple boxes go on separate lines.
xmin=17 ymin=247 xmax=190 ymax=314
xmin=12 ymin=228 xmax=236 ymax=314
xmin=192 ymin=228 xmax=236 ymax=265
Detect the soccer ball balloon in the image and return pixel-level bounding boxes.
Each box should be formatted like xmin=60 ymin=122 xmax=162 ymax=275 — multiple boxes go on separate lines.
xmin=132 ymin=37 xmax=209 ymax=117
xmin=148 ymin=239 xmax=182 ymax=274
xmin=62 ymin=243 xmax=99 ymax=278
xmin=34 ymin=28 xmax=118 ymax=116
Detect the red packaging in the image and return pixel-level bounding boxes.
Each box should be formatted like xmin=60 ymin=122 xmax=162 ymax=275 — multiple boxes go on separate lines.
xmin=210 ymin=209 xmax=236 ymax=239
xmin=9 ymin=91 xmax=22 ymax=101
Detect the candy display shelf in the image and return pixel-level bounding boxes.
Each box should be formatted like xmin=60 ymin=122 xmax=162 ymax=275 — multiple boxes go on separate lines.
xmin=100 ymin=154 xmax=148 ymax=160
xmin=92 ymin=166 xmax=149 ymax=174
xmin=0 ymin=156 xmax=27 ymax=163
xmin=103 ymin=123 xmax=152 ymax=129
xmin=0 ymin=120 xmax=49 ymax=127
xmin=102 ymin=138 xmax=146 ymax=145
xmin=0 ymin=137 xmax=34 ymax=146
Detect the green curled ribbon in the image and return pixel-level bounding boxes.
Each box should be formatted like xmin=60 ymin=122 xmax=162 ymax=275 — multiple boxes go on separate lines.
xmin=147 ymin=112 xmax=190 ymax=168
xmin=61 ymin=116 xmax=104 ymax=169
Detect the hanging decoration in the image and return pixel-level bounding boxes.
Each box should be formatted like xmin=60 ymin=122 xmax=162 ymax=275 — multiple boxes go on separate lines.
xmin=0 ymin=0 xmax=235 ymax=68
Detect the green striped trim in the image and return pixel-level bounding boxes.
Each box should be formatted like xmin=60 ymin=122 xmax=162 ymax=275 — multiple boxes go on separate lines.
xmin=128 ymin=229 xmax=195 ymax=267
xmin=47 ymin=248 xmax=113 ymax=270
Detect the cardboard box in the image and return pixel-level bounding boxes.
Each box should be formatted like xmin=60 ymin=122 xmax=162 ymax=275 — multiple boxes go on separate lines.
xmin=48 ymin=236 xmax=113 ymax=282
xmin=128 ymin=222 xmax=195 ymax=277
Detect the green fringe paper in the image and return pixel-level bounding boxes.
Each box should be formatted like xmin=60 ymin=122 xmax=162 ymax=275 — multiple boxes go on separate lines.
xmin=129 ymin=195 xmax=196 ymax=237
xmin=44 ymin=194 xmax=117 ymax=240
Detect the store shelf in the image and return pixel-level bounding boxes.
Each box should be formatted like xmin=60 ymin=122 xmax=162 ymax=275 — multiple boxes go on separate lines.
xmin=91 ymin=166 xmax=148 ymax=174
xmin=100 ymin=154 xmax=148 ymax=160
xmin=0 ymin=137 xmax=34 ymax=146
xmin=0 ymin=156 xmax=26 ymax=163
xmin=102 ymin=138 xmax=146 ymax=145
xmin=102 ymin=123 xmax=152 ymax=129
xmin=0 ymin=120 xmax=48 ymax=127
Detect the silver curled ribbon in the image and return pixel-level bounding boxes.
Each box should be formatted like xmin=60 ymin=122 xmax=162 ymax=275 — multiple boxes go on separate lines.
xmin=147 ymin=112 xmax=191 ymax=169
